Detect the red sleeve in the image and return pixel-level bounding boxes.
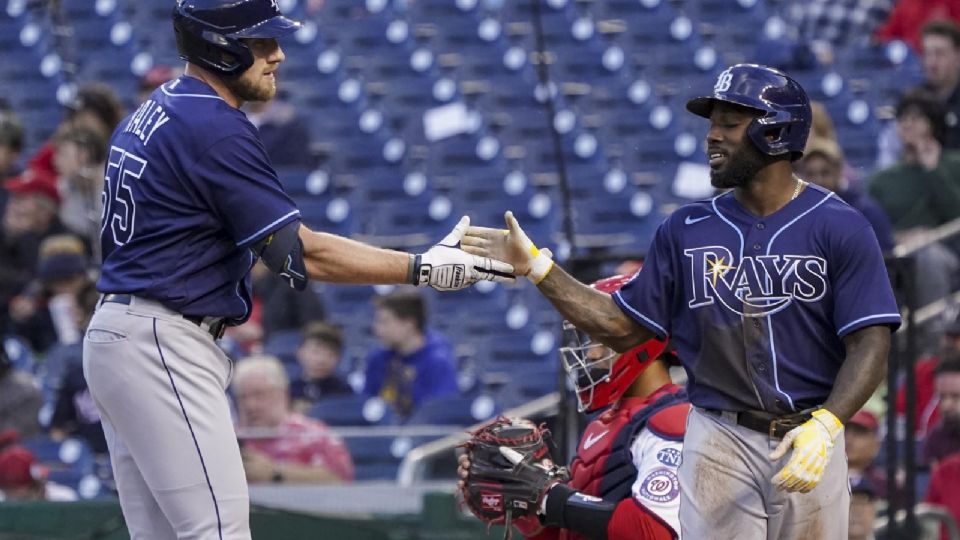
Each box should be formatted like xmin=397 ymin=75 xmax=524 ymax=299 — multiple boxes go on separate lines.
xmin=607 ymin=498 xmax=676 ymax=540
xmin=925 ymin=465 xmax=943 ymax=505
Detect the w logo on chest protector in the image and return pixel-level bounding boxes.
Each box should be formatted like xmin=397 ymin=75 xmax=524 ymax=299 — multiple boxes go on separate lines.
xmin=684 ymin=246 xmax=827 ymax=317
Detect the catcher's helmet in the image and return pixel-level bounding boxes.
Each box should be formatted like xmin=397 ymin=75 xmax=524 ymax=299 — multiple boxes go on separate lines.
xmin=687 ymin=63 xmax=812 ymax=161
xmin=559 ymin=274 xmax=670 ymax=413
xmin=173 ymin=0 xmax=302 ymax=77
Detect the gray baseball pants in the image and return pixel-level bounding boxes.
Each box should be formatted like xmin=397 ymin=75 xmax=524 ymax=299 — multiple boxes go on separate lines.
xmin=679 ymin=406 xmax=849 ymax=540
xmin=83 ymin=296 xmax=249 ymax=539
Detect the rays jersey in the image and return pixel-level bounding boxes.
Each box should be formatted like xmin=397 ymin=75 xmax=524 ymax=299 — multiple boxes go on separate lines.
xmin=614 ymin=184 xmax=901 ymax=414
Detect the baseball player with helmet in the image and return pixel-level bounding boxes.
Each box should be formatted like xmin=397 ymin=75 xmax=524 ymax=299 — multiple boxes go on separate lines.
xmin=82 ymin=1 xmax=513 ymax=538
xmin=458 ymin=274 xmax=690 ymax=540
xmin=462 ymin=63 xmax=901 ymax=539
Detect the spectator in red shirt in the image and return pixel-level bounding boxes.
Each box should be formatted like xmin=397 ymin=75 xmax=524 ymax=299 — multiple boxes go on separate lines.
xmin=924 ymin=354 xmax=960 ymax=467
xmin=876 ymin=3 xmax=960 ymax=52
xmin=896 ymin=319 xmax=960 ymax=438
xmin=233 ymin=355 xmax=354 ymax=484
xmin=925 ymin=452 xmax=960 ymax=538
xmin=846 ymin=409 xmax=887 ymax=499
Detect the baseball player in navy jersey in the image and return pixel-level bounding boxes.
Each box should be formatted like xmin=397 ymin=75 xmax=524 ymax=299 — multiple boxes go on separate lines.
xmin=463 ymin=63 xmax=901 ymax=539
xmin=82 ymin=1 xmax=513 ymax=538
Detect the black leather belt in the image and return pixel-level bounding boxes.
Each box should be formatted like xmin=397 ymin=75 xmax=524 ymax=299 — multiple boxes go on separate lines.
xmin=101 ymin=294 xmax=227 ymax=340
xmin=703 ymin=408 xmax=815 ymax=439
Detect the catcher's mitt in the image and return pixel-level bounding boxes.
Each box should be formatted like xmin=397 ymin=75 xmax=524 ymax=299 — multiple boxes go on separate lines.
xmin=459 ymin=417 xmax=569 ymax=537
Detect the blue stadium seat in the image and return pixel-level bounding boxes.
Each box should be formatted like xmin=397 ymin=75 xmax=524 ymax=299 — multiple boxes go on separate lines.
xmin=345 ymin=435 xmax=402 ymax=481
xmin=263 ymin=329 xmax=303 ymax=365
xmin=406 ymin=394 xmax=500 ymax=426
xmin=21 ymin=435 xmax=103 ymax=499
xmin=295 ymin=194 xmax=356 ymax=239
xmin=308 ymin=395 xmax=397 ymax=426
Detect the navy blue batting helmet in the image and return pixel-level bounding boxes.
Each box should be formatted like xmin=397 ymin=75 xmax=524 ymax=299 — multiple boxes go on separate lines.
xmin=687 ymin=64 xmax=812 ymax=161
xmin=173 ymin=0 xmax=302 ymax=77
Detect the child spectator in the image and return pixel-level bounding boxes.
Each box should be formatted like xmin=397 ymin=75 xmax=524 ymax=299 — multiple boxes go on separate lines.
xmin=290 ymin=322 xmax=354 ymax=413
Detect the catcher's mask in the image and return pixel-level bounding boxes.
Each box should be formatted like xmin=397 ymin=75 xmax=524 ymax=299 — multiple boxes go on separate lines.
xmin=559 ymin=274 xmax=670 ymax=413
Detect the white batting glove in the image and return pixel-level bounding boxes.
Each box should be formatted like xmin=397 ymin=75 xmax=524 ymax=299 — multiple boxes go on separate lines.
xmin=768 ymin=409 xmax=844 ymax=493
xmin=413 ymin=216 xmax=515 ymax=291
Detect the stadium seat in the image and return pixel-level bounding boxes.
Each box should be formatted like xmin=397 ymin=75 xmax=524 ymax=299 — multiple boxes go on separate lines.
xmin=406 ymin=394 xmax=500 ymax=426
xmin=308 ymin=395 xmax=398 ymax=426
xmin=21 ymin=435 xmax=103 ymax=499
xmin=344 ymin=435 xmax=402 ymax=481
xmin=262 ymin=329 xmax=303 ymax=365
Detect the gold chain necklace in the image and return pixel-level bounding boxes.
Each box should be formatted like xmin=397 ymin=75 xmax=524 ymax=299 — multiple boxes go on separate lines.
xmin=791 ymin=178 xmax=806 ymax=201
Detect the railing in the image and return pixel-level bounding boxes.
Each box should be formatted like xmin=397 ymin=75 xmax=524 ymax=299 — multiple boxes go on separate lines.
xmin=885 ymin=215 xmax=960 ymax=539
xmin=874 ymin=503 xmax=960 ymax=540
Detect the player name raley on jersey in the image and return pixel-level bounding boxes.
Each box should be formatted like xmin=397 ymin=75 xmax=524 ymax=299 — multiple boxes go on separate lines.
xmin=685 ymin=247 xmax=827 ymax=317
xmin=122 ymin=99 xmax=171 ymax=146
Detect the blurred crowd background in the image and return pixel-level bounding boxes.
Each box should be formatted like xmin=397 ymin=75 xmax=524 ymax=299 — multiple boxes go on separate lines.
xmin=1 ymin=0 xmax=960 ymax=538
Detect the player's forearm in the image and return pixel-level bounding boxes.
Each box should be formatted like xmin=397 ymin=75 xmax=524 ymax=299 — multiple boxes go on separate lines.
xmin=299 ymin=226 xmax=410 ymax=284
xmin=823 ymin=325 xmax=891 ymax=422
xmin=275 ymin=461 xmax=346 ymax=484
xmin=537 ymin=265 xmax=653 ymax=353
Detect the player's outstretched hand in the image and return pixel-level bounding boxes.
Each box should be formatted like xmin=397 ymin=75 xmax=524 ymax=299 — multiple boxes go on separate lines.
xmin=461 ymin=211 xmax=554 ymax=284
xmin=768 ymin=409 xmax=843 ymax=493
xmin=414 ymin=216 xmax=515 ymax=291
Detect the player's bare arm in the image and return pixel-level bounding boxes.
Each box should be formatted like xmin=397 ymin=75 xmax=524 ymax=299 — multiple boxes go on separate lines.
xmin=462 ymin=211 xmax=653 ymax=352
xmin=822 ymin=325 xmax=892 ymax=423
xmin=297 ymin=217 xmax=515 ymax=291
xmin=299 ymin=225 xmax=410 ymax=284
xmin=538 ymin=266 xmax=654 ymax=353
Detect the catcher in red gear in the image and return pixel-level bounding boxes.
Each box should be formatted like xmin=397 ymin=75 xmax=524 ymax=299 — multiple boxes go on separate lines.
xmin=459 ymin=274 xmax=691 ymax=540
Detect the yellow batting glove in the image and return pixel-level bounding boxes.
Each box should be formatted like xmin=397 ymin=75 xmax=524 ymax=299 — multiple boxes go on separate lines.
xmin=504 ymin=211 xmax=554 ymax=284
xmin=768 ymin=409 xmax=843 ymax=493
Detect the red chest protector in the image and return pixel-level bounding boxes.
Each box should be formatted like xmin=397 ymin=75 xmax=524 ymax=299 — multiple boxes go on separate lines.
xmin=568 ymin=384 xmax=688 ymax=499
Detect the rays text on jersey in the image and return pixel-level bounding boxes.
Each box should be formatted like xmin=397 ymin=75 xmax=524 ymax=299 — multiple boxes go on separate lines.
xmin=684 ymin=245 xmax=828 ymax=317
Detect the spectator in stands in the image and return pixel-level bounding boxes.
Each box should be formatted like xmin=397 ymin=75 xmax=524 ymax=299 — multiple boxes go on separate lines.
xmin=24 ymin=83 xmax=124 ymax=185
xmin=48 ymin=282 xmax=106 ymax=456
xmin=67 ymin=83 xmax=125 ymax=140
xmin=244 ymin=97 xmax=314 ymax=168
xmin=796 ymin=136 xmax=894 ymax=251
xmin=137 ymin=65 xmax=178 ymax=104
xmin=876 ymin=3 xmax=960 ymax=53
xmin=0 ymin=168 xmax=60 ymax=333
xmin=0 ymin=112 xmax=24 ymax=211
xmin=924 ymin=354 xmax=960 ymax=466
xmin=8 ymin=235 xmax=92 ymax=354
xmin=878 ymin=21 xmax=960 ymax=168
xmin=234 ymin=355 xmax=354 ymax=484
xmin=251 ymin=261 xmax=325 ymax=341
xmin=0 ymin=434 xmax=77 ymax=502
xmin=53 ymin=126 xmax=106 ymax=254
xmin=794 ymin=0 xmax=893 ymax=63
xmin=0 ymin=345 xmax=42 ymax=439
xmin=291 ymin=322 xmax=354 ymax=413
xmin=868 ymin=90 xmax=960 ymax=307
xmin=848 ymin=476 xmax=880 ymax=540
xmin=846 ymin=409 xmax=887 ymax=498
xmin=925 ymin=451 xmax=960 ymax=539
xmin=362 ymin=290 xmax=458 ymax=418
xmin=896 ymin=317 xmax=960 ymax=438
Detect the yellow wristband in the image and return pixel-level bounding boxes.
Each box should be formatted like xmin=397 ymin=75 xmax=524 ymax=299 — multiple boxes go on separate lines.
xmin=812 ymin=409 xmax=843 ymax=439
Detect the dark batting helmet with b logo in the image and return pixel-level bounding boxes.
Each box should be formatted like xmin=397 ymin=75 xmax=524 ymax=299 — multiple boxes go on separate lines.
xmin=173 ymin=0 xmax=302 ymax=77
xmin=686 ymin=63 xmax=812 ymax=161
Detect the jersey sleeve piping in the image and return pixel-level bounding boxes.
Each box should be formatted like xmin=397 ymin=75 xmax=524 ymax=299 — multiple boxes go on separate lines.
xmin=235 ymin=209 xmax=301 ymax=247
xmin=836 ymin=313 xmax=902 ymax=337
xmin=612 ymin=291 xmax=668 ymax=340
